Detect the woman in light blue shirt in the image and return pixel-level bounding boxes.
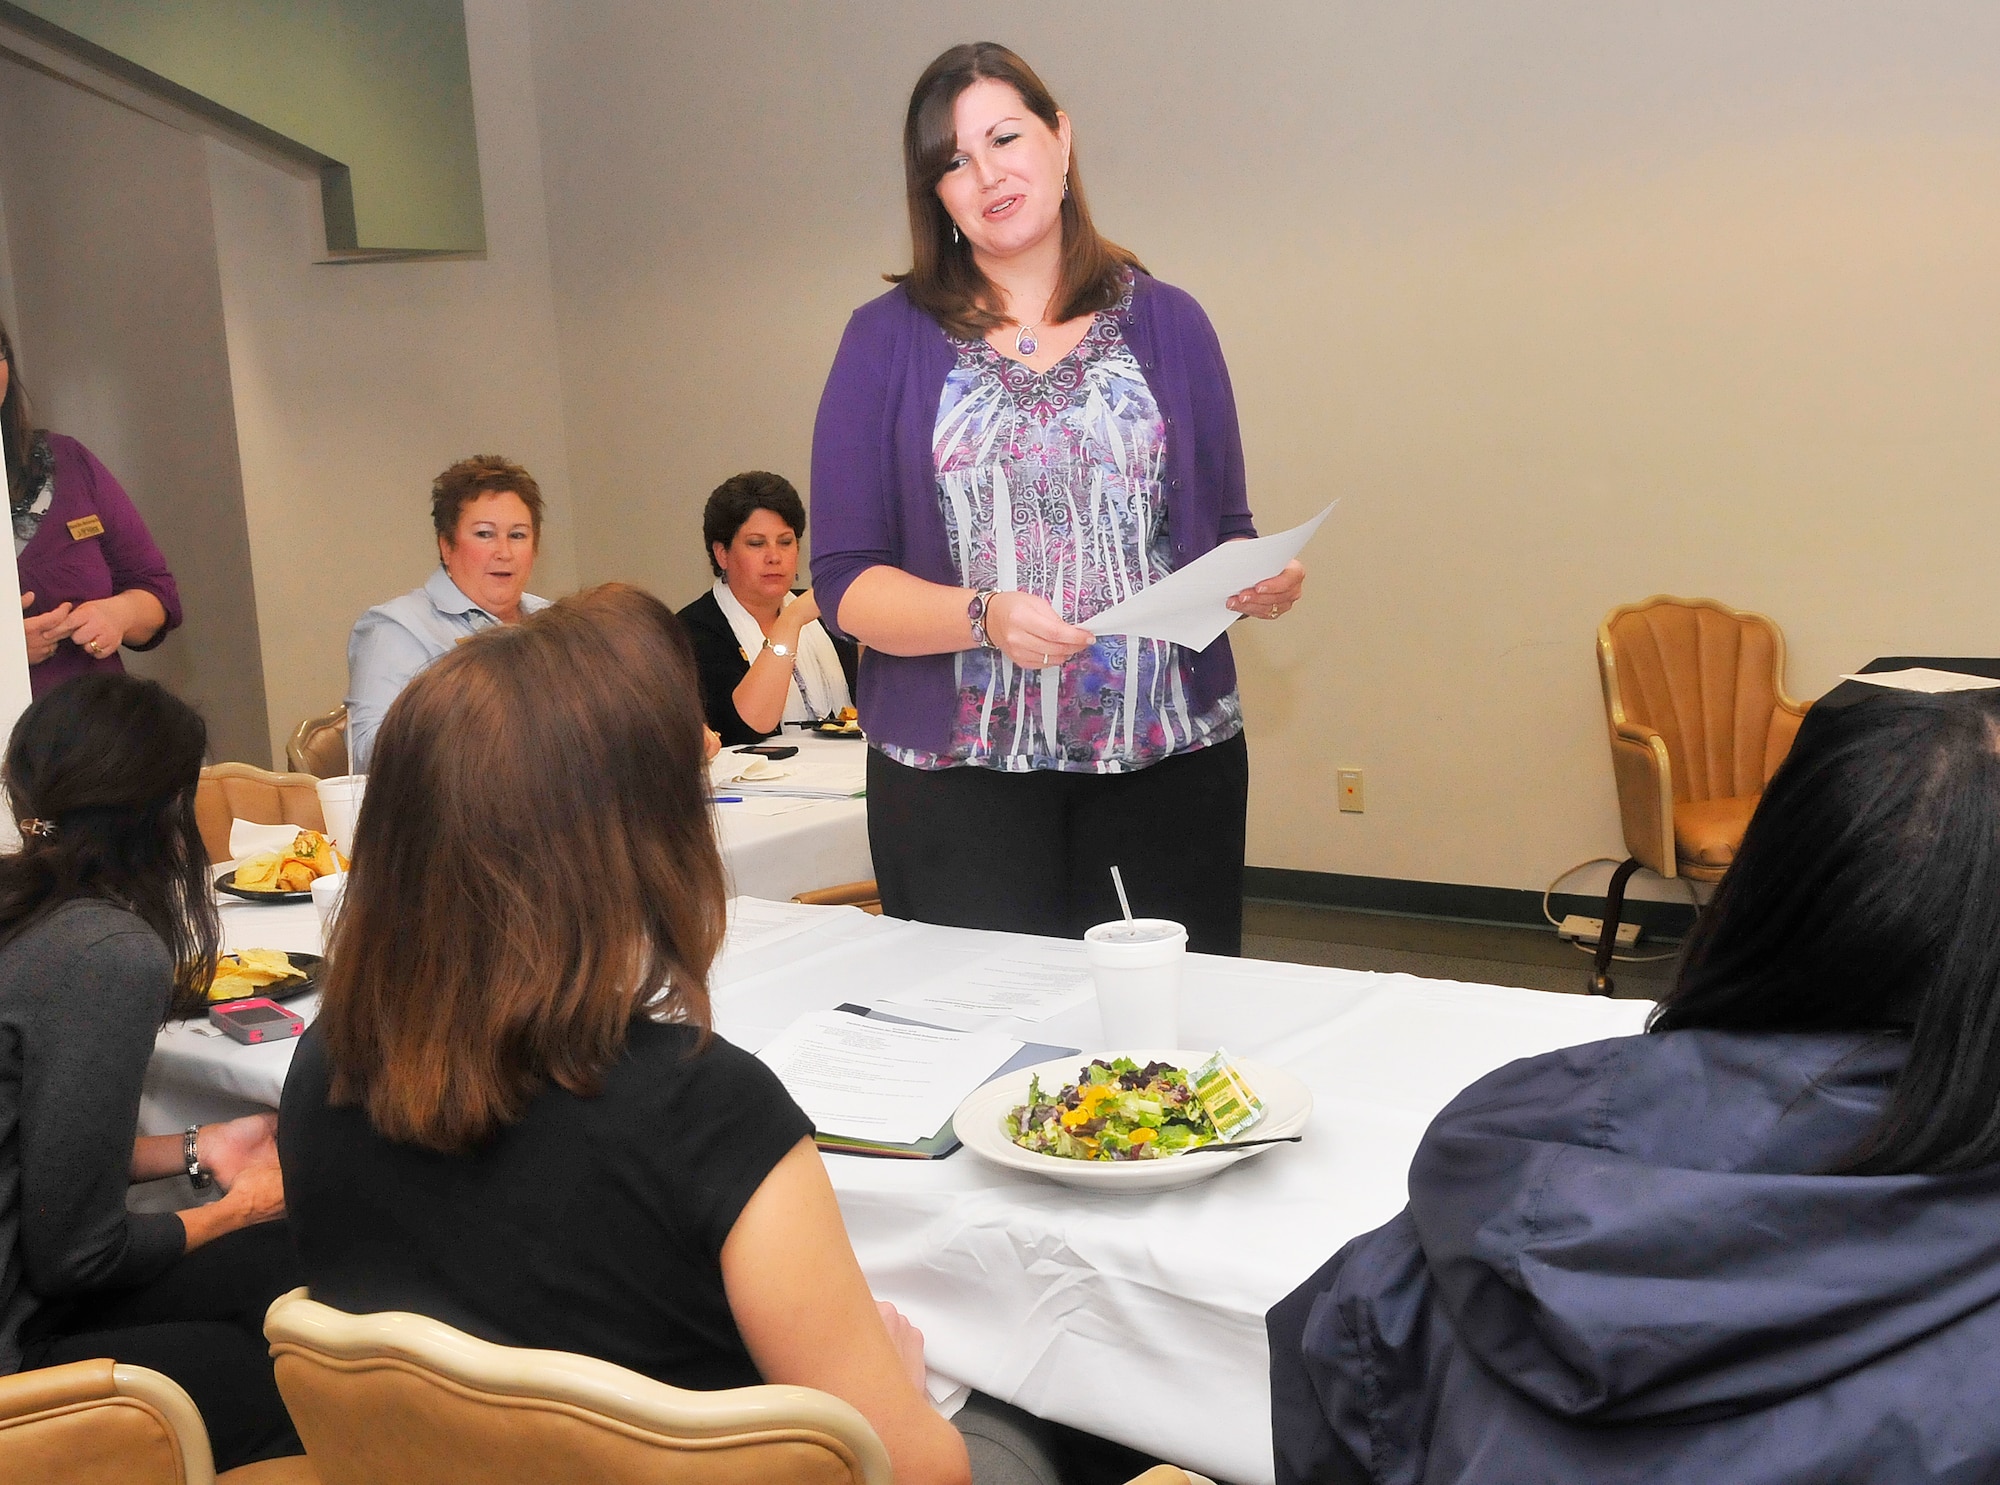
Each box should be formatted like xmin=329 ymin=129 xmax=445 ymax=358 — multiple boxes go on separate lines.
xmin=345 ymin=455 xmax=549 ymax=771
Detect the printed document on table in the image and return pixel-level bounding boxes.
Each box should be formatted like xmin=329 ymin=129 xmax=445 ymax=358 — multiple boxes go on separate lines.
xmin=1080 ymin=501 xmax=1336 ymax=650
xmin=722 ymin=896 xmax=835 ymax=957
xmin=1839 ymin=668 xmax=2000 ymax=694
xmin=756 ymin=1009 xmax=1021 ymax=1144
xmin=878 ymin=945 xmax=1095 ymax=1025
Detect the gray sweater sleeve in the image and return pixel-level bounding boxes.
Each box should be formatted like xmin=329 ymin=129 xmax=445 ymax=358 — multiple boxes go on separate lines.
xmin=12 ymin=902 xmax=185 ymax=1295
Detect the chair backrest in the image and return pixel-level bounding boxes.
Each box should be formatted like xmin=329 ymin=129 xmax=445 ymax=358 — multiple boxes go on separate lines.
xmin=196 ymin=763 xmax=327 ymax=866
xmin=0 ymin=1357 xmax=216 ymax=1485
xmin=288 ymin=706 xmax=350 ymax=779
xmin=264 ymin=1289 xmax=892 ymax=1485
xmin=1597 ymin=595 xmax=1800 ymax=803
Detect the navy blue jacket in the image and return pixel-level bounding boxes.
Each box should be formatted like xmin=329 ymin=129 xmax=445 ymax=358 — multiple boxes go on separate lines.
xmin=1270 ymin=1030 xmax=2000 ymax=1484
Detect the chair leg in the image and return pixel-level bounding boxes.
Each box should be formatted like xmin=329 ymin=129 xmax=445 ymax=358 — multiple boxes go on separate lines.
xmin=1589 ymin=857 xmax=1642 ymax=996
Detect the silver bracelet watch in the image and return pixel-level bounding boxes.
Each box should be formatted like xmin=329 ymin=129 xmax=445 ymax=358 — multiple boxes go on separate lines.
xmin=183 ymin=1125 xmax=212 ymax=1189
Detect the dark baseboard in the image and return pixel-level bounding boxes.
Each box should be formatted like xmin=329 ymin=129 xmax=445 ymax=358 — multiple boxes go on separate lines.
xmin=1244 ymin=867 xmax=1698 ymax=941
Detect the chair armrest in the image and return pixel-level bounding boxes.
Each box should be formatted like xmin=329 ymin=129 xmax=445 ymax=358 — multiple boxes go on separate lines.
xmin=1608 ymin=725 xmax=1675 ymax=876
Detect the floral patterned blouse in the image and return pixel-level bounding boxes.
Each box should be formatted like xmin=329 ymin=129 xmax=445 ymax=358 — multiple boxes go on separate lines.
xmin=879 ymin=275 xmax=1243 ymax=774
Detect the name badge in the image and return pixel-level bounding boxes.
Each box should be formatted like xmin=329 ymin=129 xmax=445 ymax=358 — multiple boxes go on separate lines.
xmin=67 ymin=514 xmax=105 ymax=541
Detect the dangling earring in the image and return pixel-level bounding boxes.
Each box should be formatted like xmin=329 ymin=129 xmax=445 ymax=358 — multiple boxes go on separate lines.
xmin=951 ymin=222 xmax=960 ymax=245
xmin=1062 ymin=171 xmax=1070 ymax=200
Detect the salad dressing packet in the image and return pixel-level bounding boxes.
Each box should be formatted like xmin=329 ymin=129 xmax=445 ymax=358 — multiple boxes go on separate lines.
xmin=1191 ymin=1050 xmax=1266 ymax=1140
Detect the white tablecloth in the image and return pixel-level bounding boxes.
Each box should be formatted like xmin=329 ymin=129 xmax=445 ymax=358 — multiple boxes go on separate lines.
xmin=708 ymin=734 xmax=872 ymax=902
xmin=148 ymin=903 xmax=1649 ymax=1485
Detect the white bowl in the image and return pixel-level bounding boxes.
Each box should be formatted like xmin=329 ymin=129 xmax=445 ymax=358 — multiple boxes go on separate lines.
xmin=952 ymin=1049 xmax=1313 ymax=1193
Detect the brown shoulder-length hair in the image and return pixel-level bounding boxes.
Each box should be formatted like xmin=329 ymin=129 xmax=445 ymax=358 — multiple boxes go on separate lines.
xmin=888 ymin=42 xmax=1143 ymax=340
xmin=315 ymin=582 xmax=726 ymax=1153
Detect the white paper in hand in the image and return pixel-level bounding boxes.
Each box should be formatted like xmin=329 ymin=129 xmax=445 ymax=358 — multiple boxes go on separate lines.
xmin=1080 ymin=502 xmax=1335 ymax=649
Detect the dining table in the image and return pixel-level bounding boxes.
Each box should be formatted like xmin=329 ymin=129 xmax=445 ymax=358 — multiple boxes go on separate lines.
xmin=146 ymin=887 xmax=1650 ymax=1484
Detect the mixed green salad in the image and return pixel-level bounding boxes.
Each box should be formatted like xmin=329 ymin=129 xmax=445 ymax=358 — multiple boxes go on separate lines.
xmin=1006 ymin=1057 xmax=1220 ymax=1161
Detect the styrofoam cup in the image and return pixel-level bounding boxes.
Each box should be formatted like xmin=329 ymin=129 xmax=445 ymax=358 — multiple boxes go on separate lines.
xmin=314 ymin=774 xmax=366 ymax=855
xmin=1084 ymin=918 xmax=1187 ymax=1047
xmin=310 ymin=871 xmax=347 ymax=942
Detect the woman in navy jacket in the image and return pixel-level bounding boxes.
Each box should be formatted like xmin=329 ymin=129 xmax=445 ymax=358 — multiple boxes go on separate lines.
xmin=1271 ymin=688 xmax=2000 ymax=1485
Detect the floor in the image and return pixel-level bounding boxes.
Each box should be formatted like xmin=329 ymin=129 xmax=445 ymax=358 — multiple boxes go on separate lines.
xmin=1241 ymin=899 xmax=1677 ymax=999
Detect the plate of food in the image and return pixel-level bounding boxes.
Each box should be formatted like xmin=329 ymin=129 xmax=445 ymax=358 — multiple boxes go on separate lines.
xmin=808 ymin=706 xmax=864 ymax=739
xmin=177 ymin=949 xmax=322 ymax=1017
xmin=216 ymin=829 xmax=345 ymax=903
xmin=953 ymin=1049 xmax=1312 ymax=1192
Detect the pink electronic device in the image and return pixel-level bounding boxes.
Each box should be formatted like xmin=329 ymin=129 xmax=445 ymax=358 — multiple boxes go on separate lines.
xmin=208 ymin=996 xmax=305 ymax=1045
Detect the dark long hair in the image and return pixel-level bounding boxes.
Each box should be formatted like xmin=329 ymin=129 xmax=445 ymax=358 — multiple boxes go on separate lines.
xmin=1650 ymin=689 xmax=2000 ymax=1174
xmin=889 ymin=42 xmax=1142 ymax=340
xmin=0 ymin=674 xmax=219 ymax=1013
xmin=0 ymin=317 xmax=40 ymax=510
xmin=315 ymin=583 xmax=727 ymax=1154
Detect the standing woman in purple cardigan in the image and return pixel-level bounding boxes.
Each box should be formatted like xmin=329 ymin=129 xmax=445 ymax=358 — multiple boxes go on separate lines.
xmin=2 ymin=319 xmax=181 ymax=696
xmin=810 ymin=42 xmax=1303 ymax=955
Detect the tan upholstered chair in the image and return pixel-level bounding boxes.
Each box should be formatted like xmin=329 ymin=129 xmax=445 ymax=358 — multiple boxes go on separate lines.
xmin=195 ymin=763 xmax=327 ymax=868
xmin=263 ymin=1289 xmax=894 ymax=1485
xmin=1593 ymin=595 xmax=1808 ymax=992
xmin=0 ymin=1357 xmax=316 ymax=1484
xmin=792 ymin=880 xmax=884 ymax=915
xmin=287 ymin=706 xmax=349 ymax=779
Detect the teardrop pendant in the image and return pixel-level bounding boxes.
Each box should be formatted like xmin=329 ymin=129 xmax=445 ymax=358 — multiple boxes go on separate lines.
xmin=1014 ymin=325 xmax=1038 ymax=357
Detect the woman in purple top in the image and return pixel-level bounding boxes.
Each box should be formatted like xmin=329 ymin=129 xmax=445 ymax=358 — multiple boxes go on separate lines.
xmin=2 ymin=319 xmax=182 ymax=697
xmin=810 ymin=43 xmax=1304 ymax=954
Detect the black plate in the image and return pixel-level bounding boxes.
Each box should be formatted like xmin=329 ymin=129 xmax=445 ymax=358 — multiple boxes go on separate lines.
xmin=215 ymin=868 xmax=313 ymax=903
xmin=807 ymin=721 xmax=866 ymax=739
xmin=182 ymin=951 xmax=323 ymax=1018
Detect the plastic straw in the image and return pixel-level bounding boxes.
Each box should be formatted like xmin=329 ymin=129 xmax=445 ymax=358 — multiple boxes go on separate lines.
xmin=1110 ymin=865 xmax=1135 ymax=925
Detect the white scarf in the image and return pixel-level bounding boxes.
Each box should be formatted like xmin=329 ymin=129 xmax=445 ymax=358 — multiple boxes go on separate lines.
xmin=711 ymin=580 xmax=851 ymax=723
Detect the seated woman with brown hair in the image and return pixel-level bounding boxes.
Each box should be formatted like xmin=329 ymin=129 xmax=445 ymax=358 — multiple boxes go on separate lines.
xmin=1270 ymin=687 xmax=2000 ymax=1485
xmin=0 ymin=674 xmax=298 ymax=1471
xmin=279 ymin=583 xmax=968 ymax=1485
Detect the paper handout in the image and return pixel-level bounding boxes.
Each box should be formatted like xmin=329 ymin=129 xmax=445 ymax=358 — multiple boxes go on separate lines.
xmin=755 ymin=1009 xmax=1022 ymax=1145
xmin=1839 ymin=668 xmax=2000 ymax=695
xmin=1079 ymin=502 xmax=1336 ymax=649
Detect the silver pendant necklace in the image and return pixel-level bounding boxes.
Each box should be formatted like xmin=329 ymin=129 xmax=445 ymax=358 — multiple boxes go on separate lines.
xmin=1012 ymin=290 xmax=1056 ymax=358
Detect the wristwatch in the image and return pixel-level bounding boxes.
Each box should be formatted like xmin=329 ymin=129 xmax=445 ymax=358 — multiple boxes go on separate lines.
xmin=967 ymin=589 xmax=999 ymax=649
xmin=762 ymin=637 xmax=794 ymax=660
xmin=183 ymin=1126 xmax=212 ymax=1190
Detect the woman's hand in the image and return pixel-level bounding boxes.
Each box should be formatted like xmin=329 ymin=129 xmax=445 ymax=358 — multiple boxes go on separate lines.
xmin=67 ymin=589 xmax=168 ymax=658
xmin=985 ymin=591 xmax=1095 ymax=670
xmin=704 ymin=727 xmax=722 ymax=761
xmin=876 ymin=1300 xmax=928 ymax=1392
xmin=20 ymin=592 xmax=76 ymax=665
xmin=1226 ymin=558 xmax=1306 ymax=621
xmin=783 ymin=588 xmax=822 ymax=633
xmin=198 ymin=1113 xmax=279 ymax=1190
xmin=220 ymin=1159 xmax=287 ymax=1227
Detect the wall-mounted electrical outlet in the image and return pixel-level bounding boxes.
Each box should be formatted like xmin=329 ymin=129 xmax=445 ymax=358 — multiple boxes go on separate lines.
xmin=1556 ymin=914 xmax=1642 ymax=950
xmin=1337 ymin=768 xmax=1364 ymax=812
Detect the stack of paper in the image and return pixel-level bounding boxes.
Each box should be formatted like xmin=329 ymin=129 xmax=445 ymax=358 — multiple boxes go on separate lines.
xmin=756 ymin=1009 xmax=1021 ymax=1147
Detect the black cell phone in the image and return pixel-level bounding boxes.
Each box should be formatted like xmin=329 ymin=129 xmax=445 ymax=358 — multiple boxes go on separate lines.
xmin=735 ymin=744 xmax=799 ymax=759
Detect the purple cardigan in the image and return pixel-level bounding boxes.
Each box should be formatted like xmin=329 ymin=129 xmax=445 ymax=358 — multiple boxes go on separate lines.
xmin=17 ymin=435 xmax=182 ymax=697
xmin=809 ymin=274 xmax=1258 ymax=755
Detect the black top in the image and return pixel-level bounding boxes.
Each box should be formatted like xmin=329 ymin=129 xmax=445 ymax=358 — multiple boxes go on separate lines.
xmin=0 ymin=900 xmax=186 ymax=1373
xmin=279 ymin=1020 xmax=813 ymax=1391
xmin=678 ymin=589 xmax=860 ymax=746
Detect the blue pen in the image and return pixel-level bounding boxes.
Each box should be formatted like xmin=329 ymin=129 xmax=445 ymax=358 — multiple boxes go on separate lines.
xmin=711 ymin=795 xmax=745 ymax=804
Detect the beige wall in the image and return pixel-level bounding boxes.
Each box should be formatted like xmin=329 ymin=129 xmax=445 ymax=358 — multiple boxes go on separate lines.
xmin=0 ymin=54 xmax=272 ymax=765
xmin=208 ymin=0 xmax=577 ymax=765
xmin=529 ymin=2 xmax=2000 ymax=899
